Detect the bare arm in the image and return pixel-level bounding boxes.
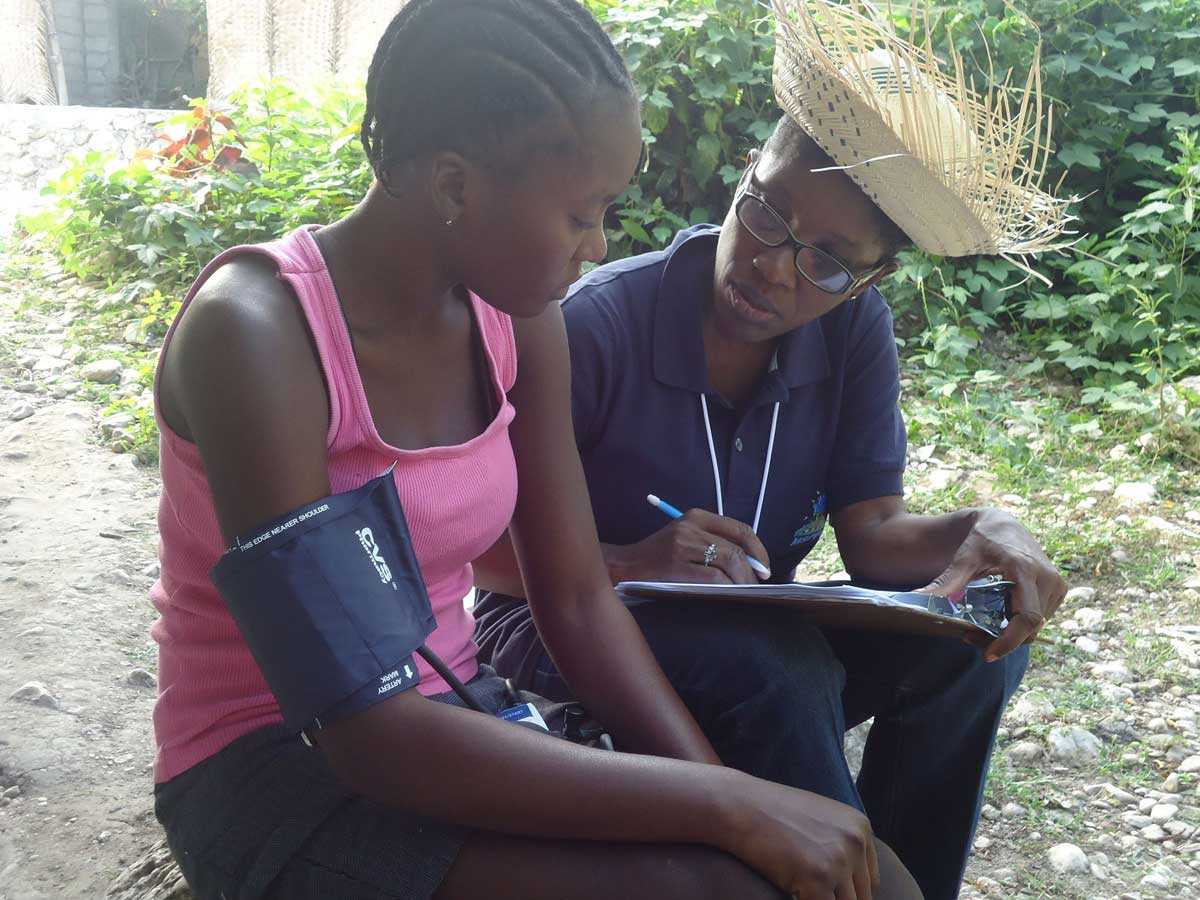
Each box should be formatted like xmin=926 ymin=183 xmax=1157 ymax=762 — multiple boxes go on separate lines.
xmin=832 ymin=496 xmax=976 ymax=589
xmin=833 ymin=496 xmax=1067 ymax=661
xmin=505 ymin=305 xmax=720 ymax=763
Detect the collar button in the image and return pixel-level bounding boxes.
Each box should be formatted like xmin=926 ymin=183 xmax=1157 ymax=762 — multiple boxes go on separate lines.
xmin=734 ymin=437 xmax=744 ymax=452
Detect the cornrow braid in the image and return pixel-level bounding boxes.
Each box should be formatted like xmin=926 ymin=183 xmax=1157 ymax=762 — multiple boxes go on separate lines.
xmin=360 ymin=0 xmax=634 ymax=192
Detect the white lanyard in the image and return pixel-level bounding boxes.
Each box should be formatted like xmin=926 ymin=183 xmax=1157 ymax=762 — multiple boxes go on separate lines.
xmin=699 ymin=393 xmax=780 ymax=534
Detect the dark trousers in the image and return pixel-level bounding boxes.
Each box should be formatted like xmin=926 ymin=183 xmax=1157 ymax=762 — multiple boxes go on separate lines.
xmin=474 ymin=593 xmax=1028 ymax=900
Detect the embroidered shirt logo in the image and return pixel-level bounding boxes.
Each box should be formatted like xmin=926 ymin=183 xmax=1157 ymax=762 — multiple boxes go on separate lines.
xmin=356 ymin=527 xmax=394 ymax=585
xmin=790 ymin=492 xmax=828 ymax=547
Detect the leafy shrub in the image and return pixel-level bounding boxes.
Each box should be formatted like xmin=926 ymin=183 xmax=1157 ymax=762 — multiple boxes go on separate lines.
xmin=884 ymin=0 xmax=1200 ymax=405
xmin=24 ymin=80 xmax=369 ymax=297
xmin=586 ymin=0 xmax=776 ymax=257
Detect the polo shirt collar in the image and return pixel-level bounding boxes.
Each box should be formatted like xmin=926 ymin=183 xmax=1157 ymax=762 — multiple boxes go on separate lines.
xmin=652 ymin=225 xmax=832 ymax=396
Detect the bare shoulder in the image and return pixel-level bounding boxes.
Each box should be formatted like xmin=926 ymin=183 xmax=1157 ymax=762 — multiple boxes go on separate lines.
xmin=160 ymin=254 xmax=332 ymax=538
xmin=160 ymin=255 xmax=326 ymax=441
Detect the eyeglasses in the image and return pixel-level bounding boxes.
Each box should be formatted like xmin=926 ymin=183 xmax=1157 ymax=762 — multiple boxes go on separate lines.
xmin=734 ymin=161 xmax=893 ymax=296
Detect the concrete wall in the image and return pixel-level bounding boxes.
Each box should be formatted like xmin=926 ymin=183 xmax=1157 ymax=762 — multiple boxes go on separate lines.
xmin=52 ymin=0 xmax=122 ymax=106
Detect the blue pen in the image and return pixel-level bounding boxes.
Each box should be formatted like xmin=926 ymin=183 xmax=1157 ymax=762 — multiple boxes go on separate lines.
xmin=646 ymin=494 xmax=771 ymax=578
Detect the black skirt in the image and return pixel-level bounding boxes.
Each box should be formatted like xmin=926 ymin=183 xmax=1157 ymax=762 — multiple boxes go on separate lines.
xmin=155 ymin=668 xmax=515 ymax=900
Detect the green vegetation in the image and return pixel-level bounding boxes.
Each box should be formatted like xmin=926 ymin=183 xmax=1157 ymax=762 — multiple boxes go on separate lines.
xmin=17 ymin=0 xmax=1200 ymax=456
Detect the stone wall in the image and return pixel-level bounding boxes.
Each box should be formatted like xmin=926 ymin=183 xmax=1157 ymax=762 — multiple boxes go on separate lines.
xmin=0 ymin=103 xmax=173 ymax=195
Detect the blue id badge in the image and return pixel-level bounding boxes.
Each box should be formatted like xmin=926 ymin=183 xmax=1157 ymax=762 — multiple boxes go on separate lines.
xmin=497 ymin=702 xmax=549 ymax=732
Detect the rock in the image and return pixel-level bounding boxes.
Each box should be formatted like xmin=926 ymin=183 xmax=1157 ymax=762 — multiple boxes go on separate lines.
xmin=6 ymin=400 xmax=34 ymax=421
xmin=105 ymin=837 xmax=194 ymax=900
xmin=925 ymin=467 xmax=959 ymax=491
xmin=122 ymin=321 xmax=149 ymax=346
xmin=974 ymin=836 xmax=993 ymax=850
xmin=1001 ymin=802 xmax=1025 ymax=818
xmin=11 ymin=155 xmax=37 ymax=178
xmin=141 ymin=561 xmax=160 ymax=578
xmin=100 ymin=412 xmax=136 ymax=436
xmin=126 ymin=668 xmax=157 ymax=689
xmin=1151 ymin=803 xmax=1179 ymax=823
xmin=1008 ymin=740 xmax=1044 ymax=763
xmin=1099 ymin=720 xmax=1142 ymax=748
xmin=1115 ymin=481 xmax=1157 ymax=505
xmin=8 ymin=681 xmax=59 ymax=709
xmin=1145 ymin=515 xmax=1180 ymax=534
xmin=1179 ymin=755 xmax=1200 ymax=773
xmin=82 ymin=359 xmax=124 ymax=384
xmin=1163 ymin=774 xmax=1181 ymax=793
xmin=1010 ymin=692 xmax=1055 ymax=723
xmin=981 ymin=804 xmax=1000 ymax=821
xmin=1140 ymin=868 xmax=1172 ymax=890
xmin=34 ymin=355 xmax=68 ymax=373
xmin=1075 ymin=607 xmax=1104 ymax=630
xmin=1166 ymin=819 xmax=1194 ymax=837
xmin=1148 ymin=717 xmax=1169 ymax=733
xmin=1047 ymin=726 xmax=1103 ymax=766
xmin=1046 ymin=843 xmax=1089 ymax=874
xmin=1100 ymin=684 xmax=1134 ymax=704
xmin=1094 ymin=661 xmax=1133 ymax=683
xmin=1065 ymin=586 xmax=1098 ymax=605
xmin=3 ymin=785 xmax=21 ymax=799
xmin=1075 ymin=636 xmax=1100 ymax=655
xmin=1142 ymin=823 xmax=1168 ymax=842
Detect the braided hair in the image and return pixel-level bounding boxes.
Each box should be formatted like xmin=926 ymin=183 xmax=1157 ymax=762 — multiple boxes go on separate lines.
xmin=361 ymin=0 xmax=635 ymax=192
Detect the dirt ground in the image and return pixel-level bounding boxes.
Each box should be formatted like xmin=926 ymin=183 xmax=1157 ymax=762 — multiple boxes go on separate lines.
xmin=0 ymin=329 xmax=163 ymax=896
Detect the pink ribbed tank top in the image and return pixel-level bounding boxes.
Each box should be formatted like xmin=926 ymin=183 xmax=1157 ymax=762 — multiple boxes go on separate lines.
xmin=150 ymin=225 xmax=519 ymax=782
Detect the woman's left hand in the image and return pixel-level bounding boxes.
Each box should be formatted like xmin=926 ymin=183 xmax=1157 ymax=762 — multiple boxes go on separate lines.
xmin=917 ymin=508 xmax=1067 ymax=662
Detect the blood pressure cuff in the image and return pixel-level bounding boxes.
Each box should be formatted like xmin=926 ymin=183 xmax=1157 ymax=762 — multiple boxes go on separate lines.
xmin=210 ymin=470 xmax=436 ymax=733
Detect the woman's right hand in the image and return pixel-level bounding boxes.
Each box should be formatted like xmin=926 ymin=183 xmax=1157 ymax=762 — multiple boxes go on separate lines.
xmin=716 ymin=770 xmax=879 ymax=899
xmin=605 ymin=509 xmax=771 ymax=585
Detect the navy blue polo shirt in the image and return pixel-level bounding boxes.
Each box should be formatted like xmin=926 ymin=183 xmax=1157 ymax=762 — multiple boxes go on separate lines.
xmin=562 ymin=224 xmax=907 ymax=582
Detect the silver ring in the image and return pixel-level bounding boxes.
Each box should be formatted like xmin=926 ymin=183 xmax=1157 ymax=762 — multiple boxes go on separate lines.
xmin=702 ymin=543 xmax=718 ymax=567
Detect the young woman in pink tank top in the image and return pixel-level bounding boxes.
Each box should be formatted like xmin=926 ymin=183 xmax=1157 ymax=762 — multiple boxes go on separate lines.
xmin=149 ymin=2 xmax=920 ymax=899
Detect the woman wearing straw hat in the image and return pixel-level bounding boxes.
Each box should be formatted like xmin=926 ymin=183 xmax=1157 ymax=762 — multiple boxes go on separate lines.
xmin=474 ymin=2 xmax=1074 ymax=898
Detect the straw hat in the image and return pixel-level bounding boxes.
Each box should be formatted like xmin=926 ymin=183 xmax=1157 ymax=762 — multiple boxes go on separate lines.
xmin=771 ymin=0 xmax=1075 ymax=264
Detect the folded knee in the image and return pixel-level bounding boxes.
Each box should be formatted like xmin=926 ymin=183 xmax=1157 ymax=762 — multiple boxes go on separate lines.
xmin=659 ymin=847 xmax=785 ymax=900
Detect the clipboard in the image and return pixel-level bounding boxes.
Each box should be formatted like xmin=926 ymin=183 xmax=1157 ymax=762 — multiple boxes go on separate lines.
xmin=614 ymin=579 xmax=1008 ymax=644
